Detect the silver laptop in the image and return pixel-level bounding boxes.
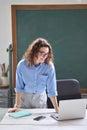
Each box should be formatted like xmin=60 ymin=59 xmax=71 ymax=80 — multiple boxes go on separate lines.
xmin=51 ymin=99 xmax=87 ymax=121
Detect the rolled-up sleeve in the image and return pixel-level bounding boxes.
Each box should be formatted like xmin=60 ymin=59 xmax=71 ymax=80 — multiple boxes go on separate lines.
xmin=15 ymin=62 xmax=25 ymax=92
xmin=46 ymin=63 xmax=58 ymax=97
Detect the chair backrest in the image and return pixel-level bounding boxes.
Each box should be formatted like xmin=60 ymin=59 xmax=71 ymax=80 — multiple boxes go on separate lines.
xmin=57 ymin=79 xmax=81 ymax=101
xmin=47 ymin=79 xmax=81 ymax=108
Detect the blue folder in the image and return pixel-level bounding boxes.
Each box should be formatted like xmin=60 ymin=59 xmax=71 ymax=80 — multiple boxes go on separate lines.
xmin=8 ymin=110 xmax=32 ymax=118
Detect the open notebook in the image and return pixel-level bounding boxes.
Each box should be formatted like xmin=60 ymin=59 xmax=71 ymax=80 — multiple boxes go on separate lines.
xmin=51 ymin=99 xmax=87 ymax=121
xmin=8 ymin=110 xmax=32 ymax=118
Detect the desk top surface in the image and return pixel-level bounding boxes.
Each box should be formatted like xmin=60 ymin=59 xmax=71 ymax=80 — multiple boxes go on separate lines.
xmin=0 ymin=108 xmax=87 ymax=126
xmin=0 ymin=125 xmax=87 ymax=130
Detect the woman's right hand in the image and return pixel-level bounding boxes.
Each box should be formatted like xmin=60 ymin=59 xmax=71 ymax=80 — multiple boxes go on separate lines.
xmin=8 ymin=107 xmax=20 ymax=113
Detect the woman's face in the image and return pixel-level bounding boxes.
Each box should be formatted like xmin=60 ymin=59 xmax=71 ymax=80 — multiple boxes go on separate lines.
xmin=36 ymin=47 xmax=49 ymax=64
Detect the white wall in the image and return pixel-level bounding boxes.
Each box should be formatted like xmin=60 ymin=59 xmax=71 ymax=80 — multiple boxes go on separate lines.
xmin=0 ymin=0 xmax=87 ymax=70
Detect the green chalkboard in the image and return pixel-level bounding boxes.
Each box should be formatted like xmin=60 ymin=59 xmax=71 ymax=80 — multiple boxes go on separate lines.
xmin=12 ymin=5 xmax=87 ymax=90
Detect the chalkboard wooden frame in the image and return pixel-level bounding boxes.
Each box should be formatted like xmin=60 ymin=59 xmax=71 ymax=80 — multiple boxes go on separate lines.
xmin=11 ymin=4 xmax=87 ymax=93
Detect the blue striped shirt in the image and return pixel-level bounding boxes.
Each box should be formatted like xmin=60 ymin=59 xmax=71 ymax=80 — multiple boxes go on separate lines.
xmin=15 ymin=59 xmax=57 ymax=97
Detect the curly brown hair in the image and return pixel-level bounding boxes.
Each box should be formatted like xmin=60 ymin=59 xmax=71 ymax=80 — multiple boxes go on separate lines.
xmin=22 ymin=38 xmax=54 ymax=66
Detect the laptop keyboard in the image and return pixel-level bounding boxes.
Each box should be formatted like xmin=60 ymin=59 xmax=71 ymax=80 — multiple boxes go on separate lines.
xmin=50 ymin=113 xmax=59 ymax=120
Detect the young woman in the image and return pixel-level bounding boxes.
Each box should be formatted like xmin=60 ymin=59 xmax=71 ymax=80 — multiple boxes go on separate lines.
xmin=8 ymin=38 xmax=58 ymax=113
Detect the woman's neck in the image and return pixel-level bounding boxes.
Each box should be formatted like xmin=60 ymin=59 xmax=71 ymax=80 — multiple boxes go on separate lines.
xmin=34 ymin=58 xmax=40 ymax=66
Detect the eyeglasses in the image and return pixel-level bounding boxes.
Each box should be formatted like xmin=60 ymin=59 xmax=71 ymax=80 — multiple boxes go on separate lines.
xmin=38 ymin=51 xmax=49 ymax=58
